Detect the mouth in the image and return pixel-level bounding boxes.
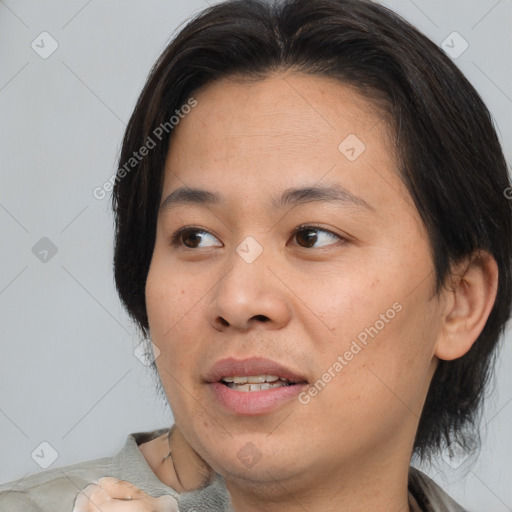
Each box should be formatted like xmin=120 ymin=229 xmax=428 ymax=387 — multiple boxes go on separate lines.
xmin=205 ymin=357 xmax=308 ymax=415
xmin=205 ymin=357 xmax=308 ymax=386
xmin=220 ymin=374 xmax=298 ymax=392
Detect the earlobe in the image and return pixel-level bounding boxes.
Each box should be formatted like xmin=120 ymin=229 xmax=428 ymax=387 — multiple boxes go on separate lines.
xmin=435 ymin=251 xmax=499 ymax=361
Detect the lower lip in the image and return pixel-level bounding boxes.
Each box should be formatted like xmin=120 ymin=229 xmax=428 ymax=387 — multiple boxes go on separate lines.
xmin=208 ymin=382 xmax=307 ymax=416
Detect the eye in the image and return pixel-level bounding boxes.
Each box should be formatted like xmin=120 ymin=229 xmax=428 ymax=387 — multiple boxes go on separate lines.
xmin=169 ymin=224 xmax=344 ymax=250
xmin=290 ymin=225 xmax=343 ymax=249
xmin=170 ymin=227 xmax=222 ymax=249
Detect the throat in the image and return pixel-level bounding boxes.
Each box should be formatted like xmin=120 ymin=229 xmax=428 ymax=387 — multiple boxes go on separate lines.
xmin=139 ymin=427 xmax=214 ymax=492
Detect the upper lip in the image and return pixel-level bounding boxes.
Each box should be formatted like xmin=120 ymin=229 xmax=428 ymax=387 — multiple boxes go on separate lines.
xmin=204 ymin=357 xmax=308 ymax=384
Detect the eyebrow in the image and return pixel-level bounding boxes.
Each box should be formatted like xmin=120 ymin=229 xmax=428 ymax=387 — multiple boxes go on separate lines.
xmin=159 ymin=184 xmax=375 ymax=214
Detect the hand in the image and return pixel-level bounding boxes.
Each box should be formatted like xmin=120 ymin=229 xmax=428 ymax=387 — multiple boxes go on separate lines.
xmin=72 ymin=476 xmax=179 ymax=511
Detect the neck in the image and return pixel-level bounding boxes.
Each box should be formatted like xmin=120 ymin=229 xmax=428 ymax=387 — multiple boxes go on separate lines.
xmin=139 ymin=426 xmax=215 ymax=492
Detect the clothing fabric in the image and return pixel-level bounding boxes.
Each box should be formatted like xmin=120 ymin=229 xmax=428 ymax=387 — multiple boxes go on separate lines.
xmin=0 ymin=427 xmax=466 ymax=511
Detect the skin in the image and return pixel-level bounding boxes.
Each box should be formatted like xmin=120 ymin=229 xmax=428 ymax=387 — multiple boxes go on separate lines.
xmin=73 ymin=477 xmax=178 ymax=511
xmin=133 ymin=71 xmax=497 ymax=512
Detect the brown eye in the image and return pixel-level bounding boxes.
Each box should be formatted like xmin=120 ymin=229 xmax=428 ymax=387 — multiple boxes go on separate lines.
xmin=295 ymin=228 xmax=318 ymax=248
xmin=171 ymin=228 xmax=222 ymax=249
xmin=292 ymin=226 xmax=342 ymax=249
xmin=181 ymin=230 xmax=204 ymax=248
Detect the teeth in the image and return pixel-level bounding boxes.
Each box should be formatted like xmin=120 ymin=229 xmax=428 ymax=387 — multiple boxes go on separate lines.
xmin=222 ymin=374 xmax=280 ymax=384
xmin=224 ymin=381 xmax=289 ymax=392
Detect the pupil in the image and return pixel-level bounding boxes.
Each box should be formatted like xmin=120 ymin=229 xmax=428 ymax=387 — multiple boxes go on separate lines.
xmin=298 ymin=229 xmax=317 ymax=248
xmin=184 ymin=231 xmax=201 ymax=248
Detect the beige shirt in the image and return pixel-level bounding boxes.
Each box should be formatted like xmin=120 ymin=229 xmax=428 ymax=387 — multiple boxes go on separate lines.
xmin=0 ymin=428 xmax=466 ymax=511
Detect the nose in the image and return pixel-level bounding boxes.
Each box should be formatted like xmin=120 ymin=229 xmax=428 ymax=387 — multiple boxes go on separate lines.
xmin=206 ymin=243 xmax=292 ymax=332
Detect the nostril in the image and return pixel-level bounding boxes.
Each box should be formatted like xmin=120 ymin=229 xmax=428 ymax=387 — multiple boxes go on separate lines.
xmin=252 ymin=315 xmax=270 ymax=322
xmin=215 ymin=314 xmax=270 ymax=329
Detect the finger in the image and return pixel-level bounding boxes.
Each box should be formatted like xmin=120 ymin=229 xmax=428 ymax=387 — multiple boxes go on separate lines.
xmin=74 ymin=479 xmax=178 ymax=512
xmin=73 ymin=494 xmax=143 ymax=512
xmin=96 ymin=477 xmax=149 ymax=500
xmin=80 ymin=497 xmax=176 ymax=512
xmin=112 ymin=496 xmax=178 ymax=512
xmin=154 ymin=494 xmax=180 ymax=511
xmin=73 ymin=486 xmax=109 ymax=512
xmin=73 ymin=479 xmax=142 ymax=511
xmin=79 ymin=482 xmax=111 ymax=501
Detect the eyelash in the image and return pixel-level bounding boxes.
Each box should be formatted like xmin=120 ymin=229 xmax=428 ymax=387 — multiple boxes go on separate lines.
xmin=169 ymin=224 xmax=344 ymax=250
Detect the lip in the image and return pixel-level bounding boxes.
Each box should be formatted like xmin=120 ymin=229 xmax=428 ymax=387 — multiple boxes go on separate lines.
xmin=204 ymin=357 xmax=308 ymax=384
xmin=205 ymin=357 xmax=308 ymax=416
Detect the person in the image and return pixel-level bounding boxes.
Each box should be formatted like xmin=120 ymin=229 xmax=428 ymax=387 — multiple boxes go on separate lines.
xmin=1 ymin=0 xmax=510 ymax=510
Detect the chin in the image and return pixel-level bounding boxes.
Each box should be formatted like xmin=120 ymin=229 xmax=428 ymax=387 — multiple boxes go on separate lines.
xmin=200 ymin=434 xmax=303 ymax=481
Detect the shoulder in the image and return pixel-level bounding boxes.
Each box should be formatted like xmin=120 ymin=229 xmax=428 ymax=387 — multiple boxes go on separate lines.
xmin=0 ymin=427 xmax=173 ymax=512
xmin=409 ymin=466 xmax=467 ymax=512
xmin=0 ymin=455 xmax=112 ymax=512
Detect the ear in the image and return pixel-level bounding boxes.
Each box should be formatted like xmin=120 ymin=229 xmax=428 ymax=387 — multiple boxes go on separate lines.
xmin=435 ymin=251 xmax=499 ymax=361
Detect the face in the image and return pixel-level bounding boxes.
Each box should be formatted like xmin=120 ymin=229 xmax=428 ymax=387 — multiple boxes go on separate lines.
xmin=145 ymin=72 xmax=445 ymax=489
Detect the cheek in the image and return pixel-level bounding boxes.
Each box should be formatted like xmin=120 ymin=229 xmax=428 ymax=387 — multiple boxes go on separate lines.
xmin=145 ymin=261 xmax=199 ymax=367
xmin=303 ymin=264 xmax=439 ymax=419
xmin=146 ymin=256 xmax=198 ymax=333
xmin=297 ymin=265 xmax=396 ymax=351
xmin=321 ymin=296 xmax=438 ymax=425
xmin=146 ymin=266 xmax=200 ymax=413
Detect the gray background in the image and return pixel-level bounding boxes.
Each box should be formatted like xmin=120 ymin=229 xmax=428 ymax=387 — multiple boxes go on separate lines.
xmin=0 ymin=0 xmax=511 ymax=510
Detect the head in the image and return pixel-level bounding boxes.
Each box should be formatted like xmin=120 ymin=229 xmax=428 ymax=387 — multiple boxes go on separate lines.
xmin=112 ymin=0 xmax=511 ymax=485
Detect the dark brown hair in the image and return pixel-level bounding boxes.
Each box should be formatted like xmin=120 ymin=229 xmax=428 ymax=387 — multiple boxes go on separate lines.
xmin=112 ymin=0 xmax=512 ymax=461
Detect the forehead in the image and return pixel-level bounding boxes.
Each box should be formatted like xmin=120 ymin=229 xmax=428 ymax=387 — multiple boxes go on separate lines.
xmin=162 ymin=71 xmax=410 ymax=221
xmin=170 ymin=71 xmax=391 ymax=155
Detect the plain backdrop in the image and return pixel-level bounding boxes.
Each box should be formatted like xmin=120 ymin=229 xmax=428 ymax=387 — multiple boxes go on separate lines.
xmin=0 ymin=0 xmax=511 ymax=510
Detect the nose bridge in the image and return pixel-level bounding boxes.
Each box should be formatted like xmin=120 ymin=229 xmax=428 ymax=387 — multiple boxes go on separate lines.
xmin=207 ymin=234 xmax=291 ymax=330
